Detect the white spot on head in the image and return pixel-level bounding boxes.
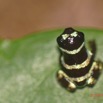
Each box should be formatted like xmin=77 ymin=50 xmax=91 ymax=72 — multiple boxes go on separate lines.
xmin=70 ymin=32 xmax=78 ymax=37
xmin=62 ymin=34 xmax=69 ymax=40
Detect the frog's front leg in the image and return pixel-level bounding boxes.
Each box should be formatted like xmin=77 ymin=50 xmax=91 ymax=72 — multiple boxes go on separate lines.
xmin=57 ymin=70 xmax=76 ymax=91
xmin=87 ymin=61 xmax=103 ymax=86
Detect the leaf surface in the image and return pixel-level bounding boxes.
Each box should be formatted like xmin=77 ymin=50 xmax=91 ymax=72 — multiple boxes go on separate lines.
xmin=0 ymin=28 xmax=103 ymax=103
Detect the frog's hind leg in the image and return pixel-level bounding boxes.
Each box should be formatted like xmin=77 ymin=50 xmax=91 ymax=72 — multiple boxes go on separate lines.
xmin=92 ymin=60 xmax=103 ymax=79
xmin=87 ymin=61 xmax=103 ymax=86
xmin=57 ymin=70 xmax=76 ymax=92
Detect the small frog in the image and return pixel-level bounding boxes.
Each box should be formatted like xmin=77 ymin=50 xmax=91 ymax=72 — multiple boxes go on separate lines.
xmin=56 ymin=28 xmax=102 ymax=92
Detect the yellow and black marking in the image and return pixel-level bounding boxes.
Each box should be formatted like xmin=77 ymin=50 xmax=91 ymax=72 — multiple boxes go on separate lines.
xmin=56 ymin=28 xmax=103 ymax=92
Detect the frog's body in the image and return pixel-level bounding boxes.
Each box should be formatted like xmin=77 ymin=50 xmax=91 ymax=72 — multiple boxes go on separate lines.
xmin=56 ymin=28 xmax=102 ymax=91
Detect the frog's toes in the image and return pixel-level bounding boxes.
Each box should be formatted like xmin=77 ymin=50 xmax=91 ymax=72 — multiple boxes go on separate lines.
xmin=57 ymin=70 xmax=76 ymax=92
xmin=87 ymin=77 xmax=96 ymax=86
xmin=67 ymin=81 xmax=76 ymax=91
xmin=94 ymin=61 xmax=103 ymax=71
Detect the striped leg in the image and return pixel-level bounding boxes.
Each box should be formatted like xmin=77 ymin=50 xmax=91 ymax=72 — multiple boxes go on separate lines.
xmin=57 ymin=70 xmax=76 ymax=92
xmin=87 ymin=61 xmax=103 ymax=86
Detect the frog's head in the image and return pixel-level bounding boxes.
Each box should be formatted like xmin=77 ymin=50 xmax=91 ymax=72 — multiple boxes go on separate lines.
xmin=57 ymin=28 xmax=84 ymax=51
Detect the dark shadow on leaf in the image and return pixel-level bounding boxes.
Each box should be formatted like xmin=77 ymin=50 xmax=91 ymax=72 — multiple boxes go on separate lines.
xmin=88 ymin=39 xmax=96 ymax=58
xmin=87 ymin=40 xmax=103 ymax=88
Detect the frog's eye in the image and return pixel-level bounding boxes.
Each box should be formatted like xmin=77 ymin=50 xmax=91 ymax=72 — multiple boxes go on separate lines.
xmin=78 ymin=32 xmax=84 ymax=41
xmin=57 ymin=36 xmax=64 ymax=47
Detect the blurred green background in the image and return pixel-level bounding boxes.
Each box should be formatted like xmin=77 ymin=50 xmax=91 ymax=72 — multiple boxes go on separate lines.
xmin=0 ymin=28 xmax=103 ymax=103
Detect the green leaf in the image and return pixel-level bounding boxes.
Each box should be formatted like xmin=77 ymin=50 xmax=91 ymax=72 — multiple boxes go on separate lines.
xmin=0 ymin=28 xmax=103 ymax=103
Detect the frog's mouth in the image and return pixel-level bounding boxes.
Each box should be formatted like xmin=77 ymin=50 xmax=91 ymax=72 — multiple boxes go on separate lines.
xmin=59 ymin=42 xmax=84 ymax=55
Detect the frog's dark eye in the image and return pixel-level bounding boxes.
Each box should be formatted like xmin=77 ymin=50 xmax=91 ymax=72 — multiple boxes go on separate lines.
xmin=57 ymin=36 xmax=64 ymax=47
xmin=78 ymin=32 xmax=84 ymax=41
